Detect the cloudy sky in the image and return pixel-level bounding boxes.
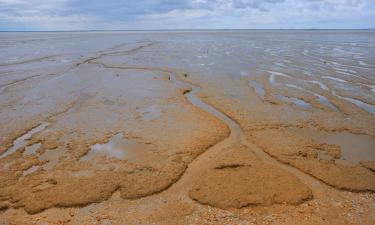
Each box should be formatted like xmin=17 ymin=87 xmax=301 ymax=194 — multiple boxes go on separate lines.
xmin=0 ymin=0 xmax=374 ymax=30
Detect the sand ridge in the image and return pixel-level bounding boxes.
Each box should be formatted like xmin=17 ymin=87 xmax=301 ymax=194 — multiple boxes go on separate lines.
xmin=0 ymin=31 xmax=374 ymax=224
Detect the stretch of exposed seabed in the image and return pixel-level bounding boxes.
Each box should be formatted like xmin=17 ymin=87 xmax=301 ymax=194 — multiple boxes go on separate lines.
xmin=0 ymin=31 xmax=374 ymax=224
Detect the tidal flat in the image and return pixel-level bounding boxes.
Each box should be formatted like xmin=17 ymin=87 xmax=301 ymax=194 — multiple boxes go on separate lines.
xmin=0 ymin=30 xmax=374 ymax=224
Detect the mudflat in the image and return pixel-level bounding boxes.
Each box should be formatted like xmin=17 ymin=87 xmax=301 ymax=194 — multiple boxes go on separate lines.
xmin=0 ymin=31 xmax=374 ymax=224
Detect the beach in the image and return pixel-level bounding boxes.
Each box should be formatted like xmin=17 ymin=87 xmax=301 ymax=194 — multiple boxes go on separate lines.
xmin=0 ymin=30 xmax=374 ymax=224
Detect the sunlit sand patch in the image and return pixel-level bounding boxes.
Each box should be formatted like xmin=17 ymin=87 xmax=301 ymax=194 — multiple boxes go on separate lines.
xmin=0 ymin=122 xmax=49 ymax=158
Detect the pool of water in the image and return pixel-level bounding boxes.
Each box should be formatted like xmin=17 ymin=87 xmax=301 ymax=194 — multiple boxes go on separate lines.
xmin=0 ymin=122 xmax=49 ymax=158
xmin=80 ymin=133 xmax=154 ymax=162
xmin=289 ymin=127 xmax=375 ymax=164
xmin=249 ymin=80 xmax=265 ymax=99
xmin=276 ymin=95 xmax=311 ymax=109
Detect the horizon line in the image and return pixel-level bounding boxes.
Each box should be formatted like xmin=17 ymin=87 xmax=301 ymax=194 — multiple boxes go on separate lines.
xmin=1 ymin=28 xmax=375 ymax=32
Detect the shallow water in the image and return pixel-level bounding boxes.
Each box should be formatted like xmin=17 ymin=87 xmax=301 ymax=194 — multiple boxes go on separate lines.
xmin=0 ymin=122 xmax=48 ymax=158
xmin=306 ymin=80 xmax=328 ymax=91
xmin=289 ymin=127 xmax=375 ymax=164
xmin=0 ymin=30 xmax=374 ymax=178
xmin=276 ymin=94 xmax=311 ymax=109
xmin=80 ymin=133 xmax=153 ymax=162
xmin=1 ymin=31 xmax=375 ymax=221
xmin=23 ymin=143 xmax=41 ymax=156
xmin=332 ymin=91 xmax=375 ymax=115
xmin=1 ymin=32 xmax=374 ymax=116
xmin=23 ymin=165 xmax=39 ymax=176
xmin=249 ymin=80 xmax=265 ymax=98
xmin=315 ymin=94 xmax=337 ymax=110
xmin=81 ymin=134 xmax=129 ymax=160
xmin=284 ymin=83 xmax=337 ymax=110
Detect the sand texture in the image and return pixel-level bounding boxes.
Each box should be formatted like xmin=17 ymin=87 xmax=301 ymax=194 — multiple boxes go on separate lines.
xmin=0 ymin=31 xmax=374 ymax=224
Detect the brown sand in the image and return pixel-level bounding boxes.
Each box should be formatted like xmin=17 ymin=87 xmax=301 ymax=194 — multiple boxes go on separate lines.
xmin=0 ymin=32 xmax=374 ymax=224
xmin=189 ymin=145 xmax=313 ymax=208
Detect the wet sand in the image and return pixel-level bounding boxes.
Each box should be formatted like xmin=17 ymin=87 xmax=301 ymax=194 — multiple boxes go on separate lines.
xmin=0 ymin=31 xmax=374 ymax=224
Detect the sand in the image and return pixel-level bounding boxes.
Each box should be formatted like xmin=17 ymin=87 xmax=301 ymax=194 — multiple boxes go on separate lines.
xmin=0 ymin=31 xmax=374 ymax=224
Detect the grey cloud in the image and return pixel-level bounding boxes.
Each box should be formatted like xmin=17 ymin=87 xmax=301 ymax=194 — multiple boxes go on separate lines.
xmin=191 ymin=0 xmax=285 ymax=11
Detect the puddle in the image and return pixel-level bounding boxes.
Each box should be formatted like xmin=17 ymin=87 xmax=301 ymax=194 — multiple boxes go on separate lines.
xmin=315 ymin=94 xmax=337 ymax=110
xmin=137 ymin=105 xmax=162 ymax=121
xmin=23 ymin=143 xmax=41 ymax=156
xmin=268 ymin=71 xmax=290 ymax=85
xmin=23 ymin=165 xmax=39 ymax=176
xmin=289 ymin=128 xmax=375 ymax=164
xmin=332 ymin=91 xmax=375 ymax=115
xmin=285 ymin=84 xmax=336 ymax=110
xmin=306 ymin=80 xmax=329 ymax=91
xmin=80 ymin=133 xmax=153 ymax=162
xmin=322 ymin=76 xmax=347 ymax=83
xmin=39 ymin=147 xmax=65 ymax=170
xmin=0 ymin=122 xmax=49 ymax=158
xmin=249 ymin=80 xmax=265 ymax=98
xmin=276 ymin=94 xmax=311 ymax=109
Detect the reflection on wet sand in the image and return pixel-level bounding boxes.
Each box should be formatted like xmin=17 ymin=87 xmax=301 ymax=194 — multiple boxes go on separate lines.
xmin=80 ymin=133 xmax=154 ymax=162
xmin=0 ymin=122 xmax=49 ymax=158
xmin=289 ymin=127 xmax=375 ymax=164
xmin=0 ymin=31 xmax=374 ymax=225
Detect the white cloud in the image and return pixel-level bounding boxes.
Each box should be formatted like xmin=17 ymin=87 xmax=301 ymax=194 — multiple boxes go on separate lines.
xmin=0 ymin=0 xmax=374 ymax=30
xmin=4 ymin=15 xmax=94 ymax=29
xmin=0 ymin=0 xmax=96 ymax=30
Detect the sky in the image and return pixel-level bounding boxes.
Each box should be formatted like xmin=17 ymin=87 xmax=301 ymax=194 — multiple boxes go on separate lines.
xmin=0 ymin=0 xmax=374 ymax=31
